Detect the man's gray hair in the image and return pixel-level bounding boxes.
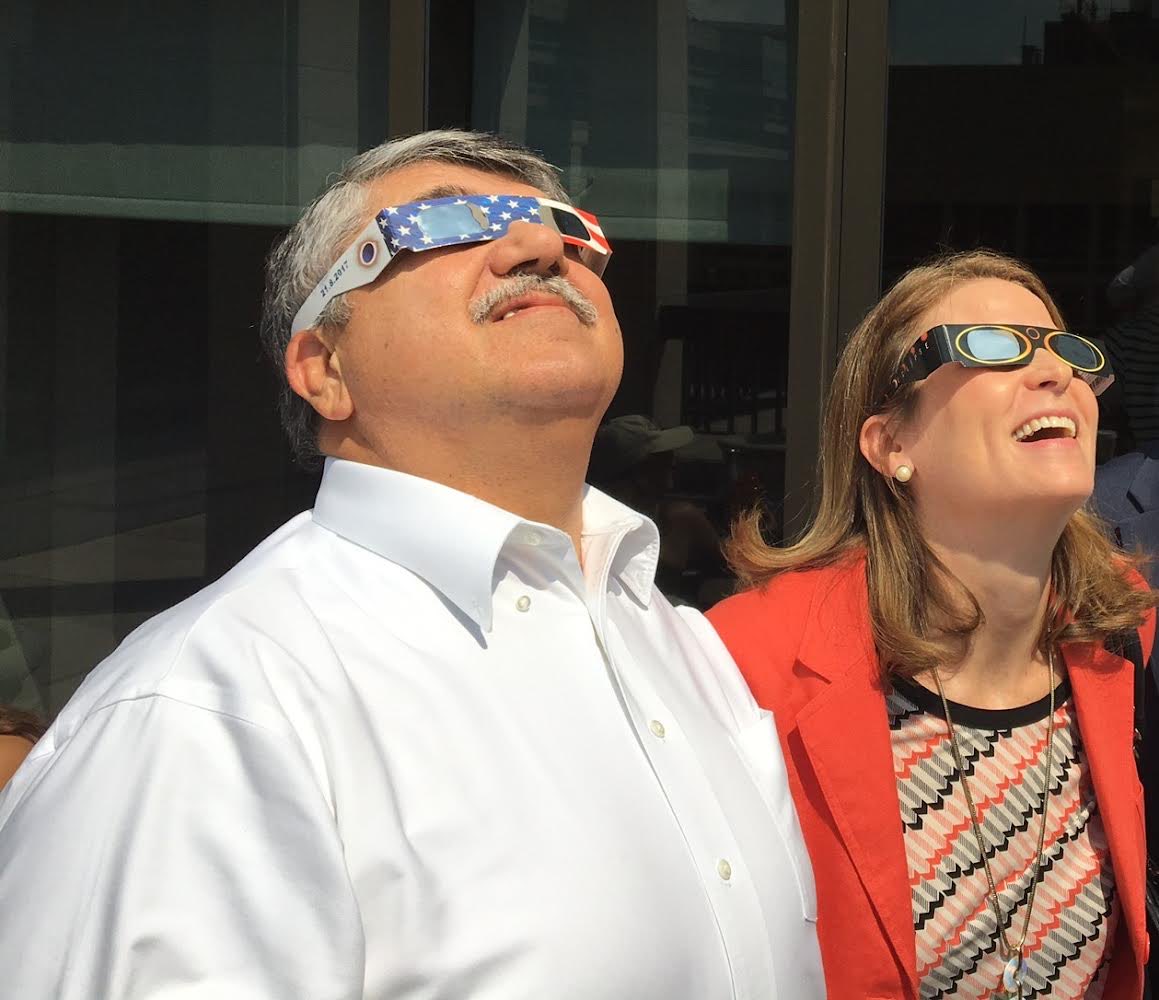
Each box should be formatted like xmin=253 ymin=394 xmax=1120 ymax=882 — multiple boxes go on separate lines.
xmin=259 ymin=129 xmax=569 ymax=465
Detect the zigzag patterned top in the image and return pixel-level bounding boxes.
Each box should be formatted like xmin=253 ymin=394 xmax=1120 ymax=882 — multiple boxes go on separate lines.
xmin=887 ymin=676 xmax=1117 ymax=998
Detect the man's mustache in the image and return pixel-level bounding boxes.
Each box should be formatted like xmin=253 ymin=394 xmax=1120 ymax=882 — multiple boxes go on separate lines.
xmin=469 ymin=273 xmax=599 ymax=328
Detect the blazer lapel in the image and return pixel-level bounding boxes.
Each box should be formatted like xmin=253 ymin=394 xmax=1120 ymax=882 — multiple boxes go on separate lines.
xmin=780 ymin=560 xmax=1148 ymax=992
xmin=1066 ymin=641 xmax=1146 ymax=966
xmin=793 ymin=565 xmax=918 ymax=989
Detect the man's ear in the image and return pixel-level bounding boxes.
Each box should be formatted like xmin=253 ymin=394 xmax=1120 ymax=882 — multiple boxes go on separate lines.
xmin=285 ymin=330 xmax=354 ymax=422
xmin=859 ymin=411 xmax=908 ymax=479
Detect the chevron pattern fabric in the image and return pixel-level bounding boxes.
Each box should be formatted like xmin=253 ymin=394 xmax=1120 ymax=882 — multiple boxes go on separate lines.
xmin=887 ymin=677 xmax=1116 ymax=998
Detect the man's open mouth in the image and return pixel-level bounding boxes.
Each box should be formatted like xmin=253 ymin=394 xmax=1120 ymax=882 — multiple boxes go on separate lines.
xmin=489 ymin=294 xmax=569 ymax=323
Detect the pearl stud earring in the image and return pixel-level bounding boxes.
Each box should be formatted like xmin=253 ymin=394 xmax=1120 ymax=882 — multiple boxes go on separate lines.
xmin=894 ymin=465 xmax=913 ymax=483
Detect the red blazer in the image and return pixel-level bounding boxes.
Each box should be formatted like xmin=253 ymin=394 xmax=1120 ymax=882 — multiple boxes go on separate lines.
xmin=708 ymin=556 xmax=1152 ymax=1000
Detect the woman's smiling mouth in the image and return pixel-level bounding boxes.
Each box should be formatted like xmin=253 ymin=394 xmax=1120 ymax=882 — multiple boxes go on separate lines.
xmin=1012 ymin=414 xmax=1077 ymax=443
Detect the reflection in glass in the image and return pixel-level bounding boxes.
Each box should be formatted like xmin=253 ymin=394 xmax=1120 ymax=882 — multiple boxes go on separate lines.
xmin=470 ymin=0 xmax=798 ymax=572
xmin=1 ymin=3 xmax=384 ymax=712
xmin=884 ymin=0 xmax=1159 ymax=461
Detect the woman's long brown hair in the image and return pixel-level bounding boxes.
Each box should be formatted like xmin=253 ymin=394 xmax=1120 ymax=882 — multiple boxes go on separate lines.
xmin=727 ymin=249 xmax=1155 ymax=677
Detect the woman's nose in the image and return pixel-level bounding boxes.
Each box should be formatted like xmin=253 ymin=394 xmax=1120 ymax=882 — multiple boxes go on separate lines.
xmin=1023 ymin=346 xmax=1074 ymax=391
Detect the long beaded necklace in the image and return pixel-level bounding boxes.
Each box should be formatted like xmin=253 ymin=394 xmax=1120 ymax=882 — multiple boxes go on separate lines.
xmin=930 ymin=645 xmax=1056 ymax=1000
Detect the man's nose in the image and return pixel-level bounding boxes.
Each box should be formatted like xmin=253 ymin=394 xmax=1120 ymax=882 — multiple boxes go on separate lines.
xmin=486 ymin=219 xmax=568 ymax=278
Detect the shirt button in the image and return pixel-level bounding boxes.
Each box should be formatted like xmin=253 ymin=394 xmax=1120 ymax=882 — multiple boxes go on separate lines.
xmin=717 ymin=859 xmax=733 ymax=882
xmin=526 ymin=530 xmax=543 ymax=546
xmin=649 ymin=719 xmax=666 ymax=739
xmin=515 ymin=595 xmax=532 ymax=612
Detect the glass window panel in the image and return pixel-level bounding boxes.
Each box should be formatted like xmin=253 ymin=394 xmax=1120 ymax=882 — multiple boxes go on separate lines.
xmin=466 ymin=0 xmax=797 ymax=606
xmin=0 ymin=1 xmax=390 ymax=714
xmin=1 ymin=2 xmax=375 ymax=225
xmin=884 ymin=1 xmax=1159 ymax=458
xmin=472 ymin=1 xmax=792 ymax=245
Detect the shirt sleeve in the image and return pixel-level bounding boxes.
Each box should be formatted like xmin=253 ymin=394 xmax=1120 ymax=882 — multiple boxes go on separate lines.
xmin=0 ymin=693 xmax=366 ymax=999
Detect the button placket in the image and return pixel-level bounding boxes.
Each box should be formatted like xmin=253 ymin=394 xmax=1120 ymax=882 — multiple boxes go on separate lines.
xmin=601 ymin=629 xmax=768 ymax=989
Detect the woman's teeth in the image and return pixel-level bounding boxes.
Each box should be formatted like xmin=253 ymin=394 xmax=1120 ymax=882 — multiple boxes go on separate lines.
xmin=1012 ymin=415 xmax=1076 ymax=442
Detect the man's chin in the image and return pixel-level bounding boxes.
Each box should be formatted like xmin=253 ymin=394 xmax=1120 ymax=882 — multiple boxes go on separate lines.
xmin=498 ymin=388 xmax=620 ymax=426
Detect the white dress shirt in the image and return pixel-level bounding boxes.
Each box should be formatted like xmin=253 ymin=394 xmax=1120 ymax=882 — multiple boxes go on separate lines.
xmin=0 ymin=458 xmax=823 ymax=999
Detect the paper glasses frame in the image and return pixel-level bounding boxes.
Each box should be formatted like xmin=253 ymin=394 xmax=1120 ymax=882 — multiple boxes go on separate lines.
xmin=885 ymin=323 xmax=1114 ymax=400
xmin=290 ymin=195 xmax=610 ymax=335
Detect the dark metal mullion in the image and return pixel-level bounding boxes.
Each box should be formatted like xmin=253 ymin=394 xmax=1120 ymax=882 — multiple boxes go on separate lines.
xmin=388 ymin=0 xmax=428 ymax=136
xmin=359 ymin=0 xmax=394 ymax=149
xmin=782 ymin=0 xmax=849 ymax=535
xmin=782 ymin=0 xmax=888 ymax=534
xmin=836 ymin=0 xmax=888 ymax=344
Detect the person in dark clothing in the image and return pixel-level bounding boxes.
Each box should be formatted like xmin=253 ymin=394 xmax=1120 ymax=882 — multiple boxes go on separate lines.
xmin=589 ymin=415 xmax=729 ymax=606
xmin=1104 ymin=242 xmax=1159 ymax=451
xmin=1094 ymin=450 xmax=1159 ymax=998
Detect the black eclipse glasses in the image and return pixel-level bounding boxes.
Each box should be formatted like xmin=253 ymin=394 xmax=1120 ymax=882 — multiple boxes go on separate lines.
xmin=884 ymin=324 xmax=1115 ymax=401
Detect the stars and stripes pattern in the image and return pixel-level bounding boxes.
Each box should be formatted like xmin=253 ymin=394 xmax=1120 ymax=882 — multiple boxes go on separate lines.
xmin=377 ymin=195 xmax=541 ymax=250
xmin=290 ymin=193 xmax=611 ymax=334
xmin=569 ymin=204 xmax=612 ymax=255
xmin=887 ymin=678 xmax=1117 ymax=998
xmin=374 ymin=194 xmax=611 ymax=270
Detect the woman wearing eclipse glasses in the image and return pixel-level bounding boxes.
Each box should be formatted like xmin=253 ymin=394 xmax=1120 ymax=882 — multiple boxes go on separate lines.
xmin=708 ymin=250 xmax=1156 ymax=999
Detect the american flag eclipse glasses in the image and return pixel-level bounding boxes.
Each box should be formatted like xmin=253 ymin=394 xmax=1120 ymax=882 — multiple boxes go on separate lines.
xmin=291 ymin=194 xmax=612 ymax=334
xmin=885 ymin=323 xmax=1114 ymax=402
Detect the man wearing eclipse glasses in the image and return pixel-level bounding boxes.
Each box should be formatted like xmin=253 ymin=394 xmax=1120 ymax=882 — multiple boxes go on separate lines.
xmin=0 ymin=130 xmax=823 ymax=999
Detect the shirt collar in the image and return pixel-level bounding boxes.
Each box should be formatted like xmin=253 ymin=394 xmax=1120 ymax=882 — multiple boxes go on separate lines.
xmin=579 ymin=484 xmax=661 ymax=607
xmin=311 ymin=458 xmax=659 ymax=631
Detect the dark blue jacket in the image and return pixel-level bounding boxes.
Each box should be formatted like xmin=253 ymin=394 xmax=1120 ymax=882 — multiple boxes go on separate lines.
xmin=1095 ymin=451 xmax=1159 ymax=995
xmin=1095 ymin=450 xmax=1159 ymax=592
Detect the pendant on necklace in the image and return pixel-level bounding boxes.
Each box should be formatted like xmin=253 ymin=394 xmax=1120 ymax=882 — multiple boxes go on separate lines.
xmin=1000 ymin=953 xmax=1029 ymax=997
